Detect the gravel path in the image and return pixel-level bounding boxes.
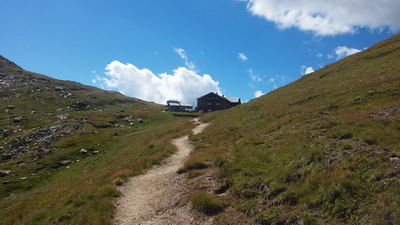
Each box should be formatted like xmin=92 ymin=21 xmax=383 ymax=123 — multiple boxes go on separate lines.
xmin=113 ymin=119 xmax=210 ymax=225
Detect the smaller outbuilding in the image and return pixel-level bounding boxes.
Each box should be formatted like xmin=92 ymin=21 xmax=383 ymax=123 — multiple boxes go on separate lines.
xmin=167 ymin=100 xmax=193 ymax=112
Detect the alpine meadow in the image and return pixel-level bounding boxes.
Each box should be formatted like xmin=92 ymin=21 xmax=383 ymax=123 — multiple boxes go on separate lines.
xmin=1 ymin=33 xmax=399 ymax=225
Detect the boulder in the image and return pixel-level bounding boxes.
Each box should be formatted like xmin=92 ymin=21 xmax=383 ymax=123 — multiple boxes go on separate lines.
xmin=137 ymin=119 xmax=144 ymax=123
xmin=1 ymin=154 xmax=12 ymax=160
xmin=80 ymin=149 xmax=88 ymax=154
xmin=59 ymin=160 xmax=72 ymax=166
xmin=390 ymin=157 xmax=400 ymax=163
xmin=0 ymin=170 xmax=11 ymax=177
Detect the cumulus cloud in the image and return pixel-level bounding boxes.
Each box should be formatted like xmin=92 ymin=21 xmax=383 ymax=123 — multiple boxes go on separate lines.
xmin=301 ymin=65 xmax=314 ymax=75
xmin=173 ymin=48 xmax=196 ymax=70
xmin=246 ymin=0 xmax=400 ymax=35
xmin=238 ymin=52 xmax=248 ymax=61
xmin=97 ymin=61 xmax=220 ymax=106
xmin=248 ymin=68 xmax=263 ymax=82
xmin=254 ymin=90 xmax=264 ymax=98
xmin=331 ymin=46 xmax=362 ymax=59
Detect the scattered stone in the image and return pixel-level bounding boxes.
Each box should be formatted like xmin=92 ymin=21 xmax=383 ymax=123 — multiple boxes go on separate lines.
xmin=137 ymin=119 xmax=144 ymax=123
xmin=80 ymin=131 xmax=89 ymax=135
xmin=55 ymin=86 xmax=66 ymax=91
xmin=80 ymin=149 xmax=88 ymax=154
xmin=1 ymin=154 xmax=12 ymax=160
xmin=390 ymin=157 xmax=400 ymax=163
xmin=20 ymin=177 xmax=27 ymax=180
xmin=0 ymin=170 xmax=11 ymax=177
xmin=13 ymin=117 xmax=22 ymax=123
xmin=57 ymin=114 xmax=68 ymax=119
xmin=93 ymin=151 xmax=99 ymax=154
xmin=6 ymin=105 xmax=14 ymax=109
xmin=72 ymin=100 xmax=88 ymax=109
xmin=3 ymin=181 xmax=11 ymax=184
xmin=93 ymin=131 xmax=98 ymax=134
xmin=19 ymin=163 xmax=26 ymax=168
xmin=1 ymin=130 xmax=12 ymax=137
xmin=31 ymin=111 xmax=36 ymax=114
xmin=59 ymin=160 xmax=72 ymax=166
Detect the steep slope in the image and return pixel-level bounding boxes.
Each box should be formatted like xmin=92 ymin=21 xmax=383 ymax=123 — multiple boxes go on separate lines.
xmin=0 ymin=56 xmax=194 ymax=224
xmin=188 ymin=34 xmax=400 ymax=224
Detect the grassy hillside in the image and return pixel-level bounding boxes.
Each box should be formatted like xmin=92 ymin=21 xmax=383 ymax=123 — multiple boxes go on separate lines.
xmin=0 ymin=57 xmax=195 ymax=224
xmin=188 ymin=34 xmax=400 ymax=224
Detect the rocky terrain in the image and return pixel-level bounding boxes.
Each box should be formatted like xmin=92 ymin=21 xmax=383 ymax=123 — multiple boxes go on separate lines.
xmin=0 ymin=55 xmax=160 ymax=197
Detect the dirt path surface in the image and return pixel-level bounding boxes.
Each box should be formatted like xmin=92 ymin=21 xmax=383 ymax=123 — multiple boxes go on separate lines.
xmin=113 ymin=119 xmax=211 ymax=225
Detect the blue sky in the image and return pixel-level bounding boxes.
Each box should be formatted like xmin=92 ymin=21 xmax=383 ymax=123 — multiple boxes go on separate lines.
xmin=1 ymin=0 xmax=399 ymax=106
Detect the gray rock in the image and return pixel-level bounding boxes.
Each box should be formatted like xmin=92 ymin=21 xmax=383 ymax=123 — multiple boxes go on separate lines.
xmin=3 ymin=181 xmax=11 ymax=184
xmin=73 ymin=100 xmax=88 ymax=108
xmin=13 ymin=117 xmax=22 ymax=123
xmin=80 ymin=149 xmax=88 ymax=154
xmin=59 ymin=160 xmax=72 ymax=166
xmin=137 ymin=119 xmax=144 ymax=123
xmin=0 ymin=170 xmax=11 ymax=177
xmin=19 ymin=163 xmax=26 ymax=168
xmin=1 ymin=154 xmax=12 ymax=160
xmin=390 ymin=157 xmax=400 ymax=163
xmin=6 ymin=105 xmax=14 ymax=109
xmin=55 ymin=86 xmax=66 ymax=91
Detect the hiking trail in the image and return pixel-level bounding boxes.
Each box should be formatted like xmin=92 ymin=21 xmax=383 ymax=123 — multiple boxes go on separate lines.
xmin=113 ymin=118 xmax=211 ymax=225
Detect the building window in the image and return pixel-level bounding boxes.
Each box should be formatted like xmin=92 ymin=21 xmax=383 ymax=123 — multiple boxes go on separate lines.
xmin=207 ymin=103 xmax=211 ymax=105
xmin=216 ymin=103 xmax=220 ymax=105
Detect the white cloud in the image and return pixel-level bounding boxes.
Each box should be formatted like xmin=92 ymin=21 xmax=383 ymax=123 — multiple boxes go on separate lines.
xmin=174 ymin=48 xmax=196 ymax=70
xmin=301 ymin=65 xmax=314 ymax=75
xmin=333 ymin=46 xmax=361 ymax=59
xmin=248 ymin=68 xmax=263 ymax=82
xmin=238 ymin=52 xmax=248 ymax=61
xmin=269 ymin=77 xmax=275 ymax=82
xmin=246 ymin=0 xmax=400 ymax=35
xmin=254 ymin=90 xmax=264 ymax=98
xmin=97 ymin=61 xmax=220 ymax=106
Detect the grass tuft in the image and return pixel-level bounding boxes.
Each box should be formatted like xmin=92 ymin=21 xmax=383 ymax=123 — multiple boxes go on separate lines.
xmin=191 ymin=192 xmax=226 ymax=215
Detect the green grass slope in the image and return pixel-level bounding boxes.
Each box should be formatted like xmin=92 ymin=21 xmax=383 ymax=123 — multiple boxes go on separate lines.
xmin=191 ymin=34 xmax=400 ymax=224
xmin=0 ymin=56 xmax=195 ymax=224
